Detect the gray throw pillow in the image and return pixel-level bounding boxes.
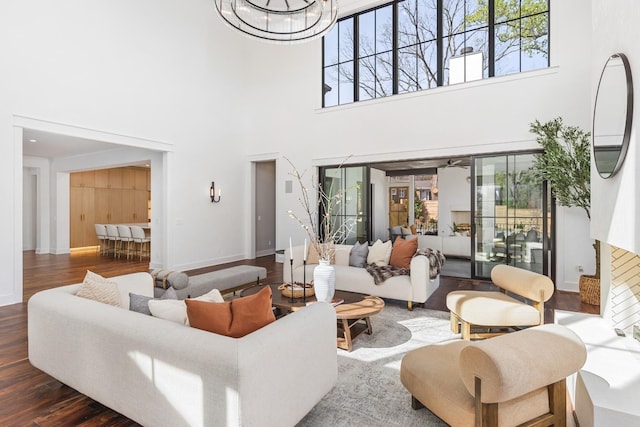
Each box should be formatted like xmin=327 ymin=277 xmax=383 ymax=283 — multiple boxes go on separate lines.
xmin=130 ymin=287 xmax=178 ymax=315
xmin=349 ymin=241 xmax=369 ymax=268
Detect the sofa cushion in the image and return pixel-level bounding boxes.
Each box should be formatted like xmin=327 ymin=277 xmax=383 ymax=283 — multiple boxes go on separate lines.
xmin=389 ymin=236 xmax=418 ymax=269
xmin=186 ymin=286 xmax=276 ymax=338
xmin=367 ymin=239 xmax=392 ymax=266
xmin=185 ymin=299 xmax=233 ymax=335
xmin=148 ymin=288 xmax=225 ymax=325
xmin=229 ymin=285 xmax=276 ymax=337
xmin=349 ymin=241 xmax=369 ymax=267
xmin=76 ymin=271 xmax=121 ymax=307
xmin=129 ymin=286 xmax=177 ymax=315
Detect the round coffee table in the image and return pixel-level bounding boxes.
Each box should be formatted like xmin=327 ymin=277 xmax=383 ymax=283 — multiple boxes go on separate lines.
xmin=335 ymin=296 xmax=385 ymax=351
xmin=240 ymin=284 xmax=385 ymax=351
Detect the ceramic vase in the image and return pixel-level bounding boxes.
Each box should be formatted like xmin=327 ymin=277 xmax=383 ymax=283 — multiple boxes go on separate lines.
xmin=313 ymin=259 xmax=335 ymax=302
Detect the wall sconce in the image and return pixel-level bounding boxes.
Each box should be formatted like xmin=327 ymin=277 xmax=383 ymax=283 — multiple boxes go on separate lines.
xmin=210 ymin=181 xmax=221 ymax=203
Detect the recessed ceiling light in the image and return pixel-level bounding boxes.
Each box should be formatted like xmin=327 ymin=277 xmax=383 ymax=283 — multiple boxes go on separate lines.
xmin=29 ymin=139 xmax=37 ymax=142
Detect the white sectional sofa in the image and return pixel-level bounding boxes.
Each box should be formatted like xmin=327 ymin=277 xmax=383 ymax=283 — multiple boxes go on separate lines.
xmin=284 ymin=244 xmax=440 ymax=310
xmin=28 ymin=272 xmax=337 ymax=427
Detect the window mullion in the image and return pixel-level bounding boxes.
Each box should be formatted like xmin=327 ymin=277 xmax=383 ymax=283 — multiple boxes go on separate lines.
xmin=354 ymin=17 xmax=359 ymax=102
xmin=392 ymin=1 xmax=398 ymax=95
xmin=437 ymin=0 xmax=443 ymax=86
xmin=488 ymin=0 xmax=495 ymax=77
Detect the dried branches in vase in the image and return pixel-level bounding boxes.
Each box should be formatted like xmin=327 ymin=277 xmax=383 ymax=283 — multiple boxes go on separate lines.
xmin=285 ymin=156 xmax=355 ymax=261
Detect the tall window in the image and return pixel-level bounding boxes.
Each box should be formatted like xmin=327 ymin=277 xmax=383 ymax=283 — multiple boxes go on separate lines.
xmin=322 ymin=0 xmax=549 ymax=107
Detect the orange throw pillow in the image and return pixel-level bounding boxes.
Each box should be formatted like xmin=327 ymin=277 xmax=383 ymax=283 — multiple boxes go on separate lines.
xmin=186 ymin=286 xmax=276 ymax=338
xmin=185 ymin=299 xmax=232 ymax=336
xmin=389 ymin=237 xmax=418 ymax=269
xmin=229 ymin=286 xmax=276 ymax=338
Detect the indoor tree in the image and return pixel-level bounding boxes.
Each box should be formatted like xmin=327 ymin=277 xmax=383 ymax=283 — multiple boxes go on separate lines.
xmin=530 ymin=117 xmax=600 ymax=280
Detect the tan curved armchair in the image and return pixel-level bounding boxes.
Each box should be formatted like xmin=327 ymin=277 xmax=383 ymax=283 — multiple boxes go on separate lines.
xmin=400 ymin=324 xmax=586 ymax=427
xmin=447 ymin=264 xmax=555 ymax=340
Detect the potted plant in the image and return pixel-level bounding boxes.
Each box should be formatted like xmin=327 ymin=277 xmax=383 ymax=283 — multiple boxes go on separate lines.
xmin=285 ymin=157 xmax=354 ymax=301
xmin=530 ymin=117 xmax=600 ymax=304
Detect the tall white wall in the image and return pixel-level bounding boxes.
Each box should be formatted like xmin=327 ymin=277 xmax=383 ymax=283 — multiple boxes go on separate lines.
xmin=1 ymin=0 xmax=256 ymax=304
xmin=243 ymin=0 xmax=594 ymax=290
xmin=590 ymin=0 xmax=640 ymax=255
xmin=370 ymin=168 xmax=388 ymax=242
xmin=0 ymin=0 xmax=600 ymax=304
xmin=436 ymin=167 xmax=471 ymax=236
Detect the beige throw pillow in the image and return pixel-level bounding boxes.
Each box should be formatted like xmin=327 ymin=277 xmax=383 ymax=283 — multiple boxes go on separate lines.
xmin=367 ymin=239 xmax=393 ymax=266
xmin=306 ymin=242 xmax=336 ymax=264
xmin=76 ymin=270 xmax=121 ymax=307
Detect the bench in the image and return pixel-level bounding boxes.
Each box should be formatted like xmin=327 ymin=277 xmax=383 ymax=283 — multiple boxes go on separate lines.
xmin=153 ymin=265 xmax=267 ymax=298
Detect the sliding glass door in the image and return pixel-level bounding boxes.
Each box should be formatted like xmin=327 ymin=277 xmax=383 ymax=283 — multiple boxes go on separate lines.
xmin=321 ymin=165 xmax=369 ymax=244
xmin=472 ymin=153 xmax=551 ymax=279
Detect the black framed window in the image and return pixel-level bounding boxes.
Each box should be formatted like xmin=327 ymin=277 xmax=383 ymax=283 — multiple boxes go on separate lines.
xmin=322 ymin=0 xmax=549 ymax=107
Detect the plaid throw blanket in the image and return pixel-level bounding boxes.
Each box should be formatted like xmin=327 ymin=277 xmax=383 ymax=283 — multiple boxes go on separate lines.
xmin=365 ymin=248 xmax=446 ymax=285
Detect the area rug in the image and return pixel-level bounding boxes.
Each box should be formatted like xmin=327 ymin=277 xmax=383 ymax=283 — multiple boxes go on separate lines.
xmin=297 ymin=303 xmax=458 ymax=427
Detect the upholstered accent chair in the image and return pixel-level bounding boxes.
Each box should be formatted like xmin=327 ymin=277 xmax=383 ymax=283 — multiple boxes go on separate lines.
xmin=400 ymin=324 xmax=586 ymax=427
xmin=447 ymin=264 xmax=555 ymax=340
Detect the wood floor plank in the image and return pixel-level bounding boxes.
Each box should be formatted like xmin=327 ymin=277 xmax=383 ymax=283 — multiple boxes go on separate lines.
xmin=2 ymin=250 xmax=594 ymax=425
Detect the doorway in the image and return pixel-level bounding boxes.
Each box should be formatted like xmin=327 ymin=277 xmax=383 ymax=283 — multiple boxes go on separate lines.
xmin=254 ymin=161 xmax=276 ymax=257
xmin=388 ymin=186 xmax=409 ymax=227
xmin=320 ymin=165 xmax=369 ymax=244
xmin=472 ymin=153 xmax=552 ymax=279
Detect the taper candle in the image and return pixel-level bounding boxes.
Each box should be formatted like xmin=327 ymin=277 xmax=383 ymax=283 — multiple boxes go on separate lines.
xmin=303 ymin=238 xmax=307 ymax=261
xmin=289 ymin=237 xmax=293 ymax=260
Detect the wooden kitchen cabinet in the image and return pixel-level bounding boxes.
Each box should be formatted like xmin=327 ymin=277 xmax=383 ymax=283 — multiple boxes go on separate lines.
xmin=70 ymin=167 xmax=150 ymax=249
xmin=70 ymin=187 xmax=96 ymax=248
xmin=94 ymin=168 xmax=122 ymax=189
xmin=121 ymin=189 xmax=148 ymax=223
xmin=95 ymin=188 xmax=123 ymax=224
xmin=70 ymin=171 xmax=95 ymax=188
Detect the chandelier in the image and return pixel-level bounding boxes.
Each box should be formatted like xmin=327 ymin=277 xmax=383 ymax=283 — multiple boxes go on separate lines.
xmin=214 ymin=0 xmax=338 ymax=43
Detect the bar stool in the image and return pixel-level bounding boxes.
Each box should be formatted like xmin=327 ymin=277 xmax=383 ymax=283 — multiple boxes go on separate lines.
xmin=117 ymin=225 xmax=134 ymax=260
xmin=105 ymin=224 xmax=121 ymax=257
xmin=94 ymin=224 xmax=109 ymax=255
xmin=131 ymin=225 xmax=151 ymax=260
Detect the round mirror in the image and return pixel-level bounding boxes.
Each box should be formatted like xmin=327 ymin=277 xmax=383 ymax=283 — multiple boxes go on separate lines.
xmin=593 ymin=53 xmax=633 ymax=178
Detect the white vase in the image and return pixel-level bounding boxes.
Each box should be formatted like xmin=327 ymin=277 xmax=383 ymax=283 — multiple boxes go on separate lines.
xmin=313 ymin=259 xmax=335 ymax=302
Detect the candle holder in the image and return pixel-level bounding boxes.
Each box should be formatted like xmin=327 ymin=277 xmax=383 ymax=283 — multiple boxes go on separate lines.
xmin=289 ymin=258 xmax=295 ymax=303
xmin=302 ymin=260 xmax=307 ymax=303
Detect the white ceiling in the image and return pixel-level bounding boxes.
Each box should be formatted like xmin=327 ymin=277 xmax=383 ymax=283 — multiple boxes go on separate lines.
xmin=23 ymin=129 xmax=122 ymax=160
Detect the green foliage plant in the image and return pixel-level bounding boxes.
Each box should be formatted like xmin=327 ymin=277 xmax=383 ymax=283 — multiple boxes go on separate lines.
xmin=530 ymin=117 xmax=599 ymax=278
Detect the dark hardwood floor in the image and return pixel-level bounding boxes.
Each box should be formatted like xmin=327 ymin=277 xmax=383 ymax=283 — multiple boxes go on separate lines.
xmin=1 ymin=250 xmax=598 ymax=426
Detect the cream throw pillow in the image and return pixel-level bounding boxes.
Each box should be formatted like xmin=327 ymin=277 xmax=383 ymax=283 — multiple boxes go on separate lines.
xmin=76 ymin=270 xmax=121 ymax=307
xmin=149 ymin=288 xmax=224 ymax=325
xmin=367 ymin=239 xmax=393 ymax=266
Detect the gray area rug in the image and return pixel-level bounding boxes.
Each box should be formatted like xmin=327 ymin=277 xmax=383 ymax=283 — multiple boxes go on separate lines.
xmin=297 ymin=303 xmax=458 ymax=427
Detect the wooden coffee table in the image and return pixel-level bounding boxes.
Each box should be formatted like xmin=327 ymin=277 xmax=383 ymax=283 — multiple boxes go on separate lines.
xmin=335 ymin=296 xmax=385 ymax=351
xmin=240 ymin=284 xmax=385 ymax=351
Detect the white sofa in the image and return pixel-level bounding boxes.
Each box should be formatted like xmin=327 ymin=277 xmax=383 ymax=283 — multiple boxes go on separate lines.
xmin=28 ymin=272 xmax=337 ymax=427
xmin=284 ymin=244 xmax=440 ymax=310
